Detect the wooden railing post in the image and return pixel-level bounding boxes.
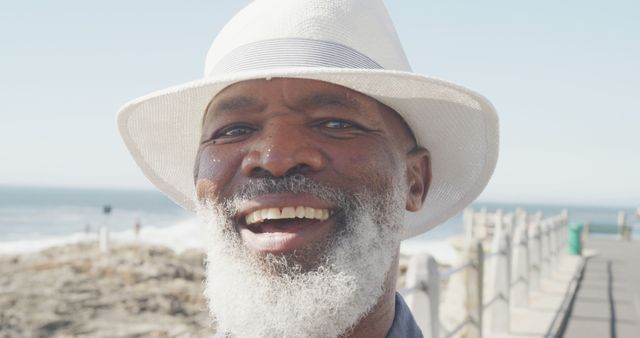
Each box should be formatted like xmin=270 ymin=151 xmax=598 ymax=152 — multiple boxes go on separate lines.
xmin=540 ymin=220 xmax=550 ymax=278
xmin=426 ymin=257 xmax=440 ymax=338
xmin=464 ymin=208 xmax=475 ymax=243
xmin=504 ymin=212 xmax=514 ymax=238
xmin=529 ymin=221 xmax=541 ymax=291
xmin=495 ymin=209 xmax=503 ymax=233
xmin=486 ymin=226 xmax=511 ymax=334
xmin=561 ymin=209 xmax=569 ymax=250
xmin=618 ymin=210 xmax=626 ymax=240
xmin=511 ymin=212 xmax=529 ymax=308
xmin=476 ymin=208 xmax=488 ymax=240
xmin=554 ymin=216 xmax=560 ymax=251
xmin=405 ymin=253 xmax=440 ymax=338
xmin=549 ymin=219 xmax=558 ymax=271
xmin=466 ymin=240 xmax=484 ymax=338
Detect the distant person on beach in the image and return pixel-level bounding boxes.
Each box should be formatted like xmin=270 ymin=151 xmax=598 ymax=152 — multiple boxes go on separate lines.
xmin=117 ymin=1 xmax=498 ymax=337
xmin=133 ymin=218 xmax=141 ymax=239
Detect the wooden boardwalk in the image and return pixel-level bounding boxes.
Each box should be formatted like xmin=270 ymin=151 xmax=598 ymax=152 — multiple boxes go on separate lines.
xmin=492 ymin=254 xmax=583 ymax=338
xmin=400 ymin=209 xmax=638 ymax=338
xmin=561 ymin=240 xmax=640 ymax=338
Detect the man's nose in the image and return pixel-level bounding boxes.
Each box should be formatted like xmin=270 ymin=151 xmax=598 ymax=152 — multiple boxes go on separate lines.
xmin=240 ymin=122 xmax=327 ymax=178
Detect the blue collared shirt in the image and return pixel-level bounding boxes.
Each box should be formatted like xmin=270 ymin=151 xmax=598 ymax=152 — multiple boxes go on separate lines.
xmin=386 ymin=293 xmax=424 ymax=338
xmin=212 ymin=293 xmax=423 ymax=338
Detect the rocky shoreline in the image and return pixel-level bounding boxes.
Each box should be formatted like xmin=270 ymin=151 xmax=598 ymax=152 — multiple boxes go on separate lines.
xmin=0 ymin=243 xmax=213 ymax=338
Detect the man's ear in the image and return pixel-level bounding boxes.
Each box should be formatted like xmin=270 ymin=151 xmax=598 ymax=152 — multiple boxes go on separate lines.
xmin=405 ymin=147 xmax=431 ymax=212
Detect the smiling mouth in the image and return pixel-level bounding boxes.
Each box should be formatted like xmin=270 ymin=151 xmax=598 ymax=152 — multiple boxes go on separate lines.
xmin=245 ymin=206 xmax=330 ymax=227
xmin=238 ymin=205 xmax=335 ymax=253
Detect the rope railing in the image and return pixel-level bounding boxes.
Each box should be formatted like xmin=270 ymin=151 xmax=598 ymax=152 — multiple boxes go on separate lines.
xmin=402 ymin=208 xmax=571 ymax=338
xmin=438 ymin=261 xmax=473 ymax=281
xmin=441 ymin=318 xmax=471 ymax=338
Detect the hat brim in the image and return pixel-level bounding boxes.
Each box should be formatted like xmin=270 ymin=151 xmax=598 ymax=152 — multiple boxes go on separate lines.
xmin=117 ymin=67 xmax=499 ymax=239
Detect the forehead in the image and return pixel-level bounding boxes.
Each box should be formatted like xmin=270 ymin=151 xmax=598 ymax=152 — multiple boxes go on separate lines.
xmin=204 ymin=78 xmax=416 ymax=147
xmin=209 ymin=78 xmax=374 ymax=114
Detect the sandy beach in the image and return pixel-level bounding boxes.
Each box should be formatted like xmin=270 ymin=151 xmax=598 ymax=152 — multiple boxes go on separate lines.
xmin=0 ymin=243 xmax=212 ymax=338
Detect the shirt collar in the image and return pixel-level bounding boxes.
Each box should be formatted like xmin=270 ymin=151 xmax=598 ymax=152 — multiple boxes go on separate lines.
xmin=385 ymin=293 xmax=424 ymax=338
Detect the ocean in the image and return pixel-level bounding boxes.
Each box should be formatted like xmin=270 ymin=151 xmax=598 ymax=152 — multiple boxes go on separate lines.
xmin=1 ymin=186 xmax=637 ymax=261
xmin=0 ymin=186 xmax=189 ymax=242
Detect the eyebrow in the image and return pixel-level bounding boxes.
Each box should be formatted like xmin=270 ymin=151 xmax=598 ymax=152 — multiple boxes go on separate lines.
xmin=206 ymin=91 xmax=363 ymax=121
xmin=210 ymin=96 xmax=259 ymax=114
xmin=298 ymin=93 xmax=362 ymax=112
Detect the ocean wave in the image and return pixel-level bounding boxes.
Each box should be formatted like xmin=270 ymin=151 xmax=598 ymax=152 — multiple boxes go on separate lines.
xmin=0 ymin=217 xmax=204 ymax=255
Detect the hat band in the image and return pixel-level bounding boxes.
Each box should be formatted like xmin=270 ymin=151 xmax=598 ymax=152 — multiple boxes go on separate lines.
xmin=209 ymin=38 xmax=383 ymax=76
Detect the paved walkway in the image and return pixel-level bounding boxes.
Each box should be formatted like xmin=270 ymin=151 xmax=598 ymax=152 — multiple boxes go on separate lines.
xmin=562 ymin=240 xmax=640 ymax=338
xmin=488 ymin=254 xmax=583 ymax=338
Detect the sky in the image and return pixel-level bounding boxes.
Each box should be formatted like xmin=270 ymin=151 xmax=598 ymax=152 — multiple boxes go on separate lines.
xmin=1 ymin=0 xmax=638 ymax=207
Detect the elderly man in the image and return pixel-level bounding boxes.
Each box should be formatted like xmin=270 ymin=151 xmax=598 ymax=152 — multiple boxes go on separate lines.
xmin=117 ymin=0 xmax=498 ymax=337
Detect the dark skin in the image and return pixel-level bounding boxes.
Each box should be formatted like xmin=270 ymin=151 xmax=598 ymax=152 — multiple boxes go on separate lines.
xmin=195 ymin=78 xmax=431 ymax=338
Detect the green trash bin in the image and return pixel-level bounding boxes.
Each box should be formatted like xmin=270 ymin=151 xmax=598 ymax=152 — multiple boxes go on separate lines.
xmin=568 ymin=223 xmax=583 ymax=255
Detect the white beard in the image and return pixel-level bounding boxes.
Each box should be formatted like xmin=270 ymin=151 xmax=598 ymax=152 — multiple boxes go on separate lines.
xmin=198 ymin=176 xmax=405 ymax=338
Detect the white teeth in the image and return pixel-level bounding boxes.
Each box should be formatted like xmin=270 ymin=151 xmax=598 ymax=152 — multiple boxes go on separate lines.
xmin=244 ymin=206 xmax=331 ymax=225
xmin=281 ymin=207 xmax=295 ymax=218
xmin=246 ymin=212 xmax=255 ymax=225
xmin=304 ymin=207 xmax=315 ymax=219
xmin=267 ymin=208 xmax=281 ymax=219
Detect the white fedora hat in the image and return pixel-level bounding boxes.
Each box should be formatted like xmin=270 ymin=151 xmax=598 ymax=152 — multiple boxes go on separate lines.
xmin=117 ymin=0 xmax=499 ymax=239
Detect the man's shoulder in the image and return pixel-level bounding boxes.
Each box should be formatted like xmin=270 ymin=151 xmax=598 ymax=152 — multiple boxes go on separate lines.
xmin=386 ymin=293 xmax=424 ymax=338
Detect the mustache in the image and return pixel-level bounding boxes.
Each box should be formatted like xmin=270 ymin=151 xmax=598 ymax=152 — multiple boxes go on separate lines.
xmin=222 ymin=174 xmax=359 ymax=215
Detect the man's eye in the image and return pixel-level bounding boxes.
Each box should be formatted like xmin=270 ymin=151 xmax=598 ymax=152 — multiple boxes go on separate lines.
xmin=216 ymin=125 xmax=255 ymax=138
xmin=322 ymin=120 xmax=354 ymax=129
